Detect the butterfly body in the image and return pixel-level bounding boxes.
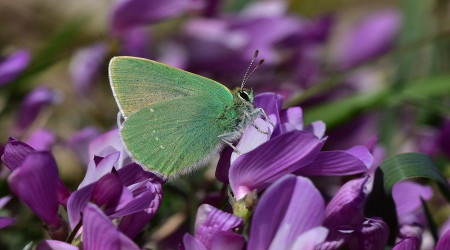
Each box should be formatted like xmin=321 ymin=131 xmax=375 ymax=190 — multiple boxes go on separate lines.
xmin=109 ymin=56 xmax=262 ymax=179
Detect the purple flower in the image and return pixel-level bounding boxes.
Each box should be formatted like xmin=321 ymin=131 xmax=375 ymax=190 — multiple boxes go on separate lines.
xmin=26 ymin=129 xmax=56 ymax=151
xmin=436 ymin=228 xmax=450 ymax=250
xmin=67 ymin=126 xmax=101 ymax=165
xmin=0 ymin=49 xmax=31 ymax=86
xmin=67 ymin=150 xmax=163 ymax=239
xmin=0 ymin=196 xmax=15 ymax=230
xmin=6 ymin=147 xmax=69 ymax=240
xmin=36 ymin=240 xmax=78 ymax=250
xmin=110 ymin=0 xmax=205 ymax=35
xmin=335 ymin=10 xmax=402 ymax=69
xmin=219 ymin=93 xmax=371 ymax=200
xmin=83 ymin=203 xmax=140 ymax=250
xmin=392 ymin=237 xmax=420 ymax=250
xmin=248 ymin=175 xmax=328 ymax=250
xmin=88 ymin=128 xmax=132 ymax=169
xmin=119 ymin=27 xmax=152 ymax=58
xmin=182 ymin=204 xmax=244 ymax=250
xmin=69 ymin=42 xmax=108 ymax=95
xmin=14 ymin=86 xmax=61 ymax=135
xmin=318 ymin=177 xmax=389 ymax=250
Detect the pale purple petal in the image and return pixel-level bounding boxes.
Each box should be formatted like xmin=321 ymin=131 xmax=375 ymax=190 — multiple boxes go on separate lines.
xmin=1 ymin=137 xmax=34 ymax=170
xmin=8 ymin=152 xmax=61 ymax=226
xmin=67 ymin=183 xmax=95 ymax=228
xmin=79 ymin=152 xmax=120 ymax=189
xmin=277 ymin=107 xmax=303 ymax=135
xmin=26 ymin=129 xmax=56 ymax=151
xmin=337 ymin=10 xmax=402 ymax=69
xmin=248 ymin=175 xmax=325 ymax=250
xmin=0 ymin=195 xmax=11 ymax=210
xmin=194 ymin=204 xmax=242 ymax=249
xmin=230 ymin=118 xmax=273 ymax=164
xmin=110 ymin=0 xmax=205 ymax=35
xmin=297 ymin=147 xmax=371 ymax=177
xmin=254 ymin=93 xmax=283 ymax=121
xmin=436 ymin=228 xmax=450 ymax=250
xmin=210 ymin=231 xmax=245 ymax=250
xmin=69 ymin=43 xmax=108 ymax=95
xmin=439 ymin=217 xmax=450 ymax=237
xmin=183 ymin=233 xmax=207 ymax=250
xmin=15 ymin=87 xmax=61 ymax=133
xmin=290 ymin=227 xmax=329 ymax=250
xmin=0 ymin=49 xmax=30 ymax=86
xmin=83 ymin=203 xmax=139 ymax=250
xmin=393 ymin=237 xmax=420 ymax=250
xmin=36 ymin=240 xmax=78 ymax=250
xmin=393 ymin=181 xmax=433 ymax=216
xmin=67 ymin=127 xmax=101 ymax=165
xmin=316 ymin=229 xmax=351 ymax=250
xmin=120 ymin=27 xmax=152 ymax=58
xmin=230 ymin=131 xmax=324 ymax=200
xmin=0 ymin=217 xmax=15 ymax=230
xmin=158 ymin=42 xmax=188 ymax=69
xmin=323 ymin=178 xmax=368 ymax=229
xmin=304 ymin=121 xmax=326 ymax=139
xmin=89 ymin=129 xmax=131 ymax=169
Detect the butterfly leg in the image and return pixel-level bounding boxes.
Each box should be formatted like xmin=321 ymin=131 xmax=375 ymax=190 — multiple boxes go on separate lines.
xmin=246 ymin=112 xmax=270 ymax=135
xmin=257 ymin=108 xmax=275 ymax=128
xmin=218 ymin=134 xmax=242 ymax=155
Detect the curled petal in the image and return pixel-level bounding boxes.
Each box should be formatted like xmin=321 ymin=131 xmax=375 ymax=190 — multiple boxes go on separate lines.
xmin=393 ymin=237 xmax=420 ymax=250
xmin=36 ymin=240 xmax=78 ymax=250
xmin=89 ymin=129 xmax=131 ymax=170
xmin=1 ymin=137 xmax=35 ymax=171
xmin=194 ymin=204 xmax=242 ymax=249
xmin=304 ymin=121 xmax=326 ymax=139
xmin=0 ymin=49 xmax=30 ymax=86
xmin=26 ymin=129 xmax=56 ymax=151
xmin=297 ymin=146 xmax=371 ymax=177
xmin=8 ymin=152 xmax=61 ymax=226
xmin=248 ymin=175 xmax=324 ymax=250
xmin=351 ymin=218 xmax=389 ymax=250
xmin=83 ymin=203 xmax=139 ymax=250
xmin=230 ymin=131 xmax=324 ymax=200
xmin=323 ymin=178 xmax=368 ymax=229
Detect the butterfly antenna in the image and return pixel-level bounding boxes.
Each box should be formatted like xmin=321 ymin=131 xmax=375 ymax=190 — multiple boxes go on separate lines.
xmin=245 ymin=59 xmax=264 ymax=86
xmin=241 ymin=50 xmax=259 ymax=89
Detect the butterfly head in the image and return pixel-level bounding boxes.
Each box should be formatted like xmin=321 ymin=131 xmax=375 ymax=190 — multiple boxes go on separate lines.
xmin=233 ymin=87 xmax=254 ymax=104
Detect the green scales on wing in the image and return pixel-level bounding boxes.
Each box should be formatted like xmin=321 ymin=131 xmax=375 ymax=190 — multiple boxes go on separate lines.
xmin=109 ymin=56 xmax=241 ymax=178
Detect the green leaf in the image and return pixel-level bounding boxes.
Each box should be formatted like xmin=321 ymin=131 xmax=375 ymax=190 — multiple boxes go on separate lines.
xmin=379 ymin=153 xmax=450 ymax=201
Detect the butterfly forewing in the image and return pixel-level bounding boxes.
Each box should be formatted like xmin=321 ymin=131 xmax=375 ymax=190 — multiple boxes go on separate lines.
xmin=109 ymin=56 xmax=233 ymax=118
xmin=109 ymin=56 xmax=236 ymax=178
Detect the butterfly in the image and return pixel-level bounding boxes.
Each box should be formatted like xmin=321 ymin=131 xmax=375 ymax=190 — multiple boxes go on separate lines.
xmin=109 ymin=51 xmax=272 ymax=180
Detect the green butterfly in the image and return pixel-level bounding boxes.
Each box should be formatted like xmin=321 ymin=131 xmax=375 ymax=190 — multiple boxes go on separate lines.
xmin=109 ymin=54 xmax=271 ymax=180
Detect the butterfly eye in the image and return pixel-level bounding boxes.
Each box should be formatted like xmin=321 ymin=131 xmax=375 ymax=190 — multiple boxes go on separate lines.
xmin=239 ymin=91 xmax=250 ymax=102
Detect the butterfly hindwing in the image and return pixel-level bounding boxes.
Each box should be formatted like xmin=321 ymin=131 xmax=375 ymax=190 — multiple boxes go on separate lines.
xmin=109 ymin=56 xmax=233 ymax=118
xmin=120 ymin=95 xmax=234 ymax=177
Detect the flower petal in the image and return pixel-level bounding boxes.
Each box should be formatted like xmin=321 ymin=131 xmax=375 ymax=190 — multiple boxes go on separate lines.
xmin=36 ymin=240 xmax=78 ymax=250
xmin=69 ymin=43 xmax=108 ymax=95
xmin=351 ymin=218 xmax=389 ymax=250
xmin=79 ymin=152 xmax=120 ymax=189
xmin=392 ymin=181 xmax=433 ymax=217
xmin=67 ymin=183 xmax=95 ymax=229
xmin=117 ymin=162 xmax=163 ymax=186
xmin=230 ymin=131 xmax=324 ymax=200
xmin=0 ymin=217 xmax=15 ymax=230
xmin=254 ymin=93 xmax=283 ymax=121
xmin=118 ymin=211 xmax=153 ymax=239
xmin=275 ymin=107 xmax=303 ymax=136
xmin=248 ymin=175 xmax=325 ymax=250
xmin=67 ymin=126 xmax=101 ymax=164
xmin=297 ymin=146 xmax=371 ymax=177
xmin=323 ymin=178 xmax=368 ymax=229
xmin=304 ymin=121 xmax=326 ymax=139
xmin=194 ymin=204 xmax=242 ymax=249
xmin=290 ymin=227 xmax=329 ymax=250
xmin=436 ymin=227 xmax=450 ymax=250
xmin=89 ymin=129 xmax=131 ymax=169
xmin=1 ymin=137 xmax=35 ymax=171
xmin=15 ymin=87 xmax=61 ymax=133
xmin=0 ymin=49 xmax=30 ymax=86
xmin=83 ymin=203 xmax=139 ymax=250
xmin=26 ymin=129 xmax=56 ymax=151
xmin=183 ymin=233 xmax=207 ymax=250
xmin=0 ymin=195 xmax=12 ymax=210
xmin=392 ymin=237 xmax=420 ymax=250
xmin=8 ymin=152 xmax=61 ymax=226
xmin=110 ymin=0 xmax=205 ymax=35
xmin=120 ymin=27 xmax=152 ymax=58
xmin=210 ymin=231 xmax=245 ymax=250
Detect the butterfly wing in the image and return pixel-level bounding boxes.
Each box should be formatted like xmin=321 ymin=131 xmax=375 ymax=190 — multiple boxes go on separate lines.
xmin=120 ymin=95 xmax=234 ymax=178
xmin=109 ymin=56 xmax=233 ymax=118
xmin=109 ymin=56 xmax=236 ymax=178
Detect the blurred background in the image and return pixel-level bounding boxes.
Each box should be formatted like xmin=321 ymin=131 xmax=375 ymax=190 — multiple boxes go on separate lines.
xmin=0 ymin=0 xmax=450 ymax=249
